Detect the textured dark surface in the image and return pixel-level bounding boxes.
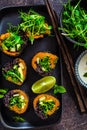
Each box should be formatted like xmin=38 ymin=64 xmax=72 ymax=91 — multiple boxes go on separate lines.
xmin=0 ymin=0 xmax=87 ymax=130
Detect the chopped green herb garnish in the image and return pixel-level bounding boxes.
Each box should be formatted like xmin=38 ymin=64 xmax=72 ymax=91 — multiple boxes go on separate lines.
xmin=38 ymin=56 xmax=51 ymax=72
xmin=83 ymin=72 xmax=87 ymax=77
xmin=2 ymin=63 xmax=24 ymax=84
xmin=39 ymin=99 xmax=55 ymax=114
xmin=2 ymin=32 xmax=24 ymax=52
xmin=10 ymin=94 xmax=25 ymax=108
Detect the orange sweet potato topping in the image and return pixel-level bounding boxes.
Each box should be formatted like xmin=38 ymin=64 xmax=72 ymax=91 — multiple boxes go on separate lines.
xmin=0 ymin=32 xmax=10 ymax=40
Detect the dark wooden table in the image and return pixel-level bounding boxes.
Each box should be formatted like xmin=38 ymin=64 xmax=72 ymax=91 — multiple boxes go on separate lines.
xmin=0 ymin=0 xmax=87 ymax=130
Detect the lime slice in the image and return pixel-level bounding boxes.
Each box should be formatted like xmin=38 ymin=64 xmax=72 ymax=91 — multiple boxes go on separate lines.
xmin=31 ymin=76 xmax=56 ymax=94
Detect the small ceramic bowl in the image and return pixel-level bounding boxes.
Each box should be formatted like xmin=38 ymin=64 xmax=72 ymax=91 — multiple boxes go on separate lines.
xmin=59 ymin=0 xmax=87 ymax=47
xmin=75 ymin=50 xmax=87 ymax=88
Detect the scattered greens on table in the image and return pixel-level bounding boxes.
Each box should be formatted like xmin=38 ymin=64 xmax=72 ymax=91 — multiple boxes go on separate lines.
xmin=59 ymin=0 xmax=87 ymax=48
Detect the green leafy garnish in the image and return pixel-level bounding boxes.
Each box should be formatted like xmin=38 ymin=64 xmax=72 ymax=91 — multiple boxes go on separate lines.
xmin=2 ymin=64 xmax=24 ymax=84
xmin=0 ymin=89 xmax=8 ymax=99
xmin=19 ymin=9 xmax=52 ymax=44
xmin=2 ymin=32 xmax=24 ymax=52
xmin=10 ymin=94 xmax=25 ymax=108
xmin=54 ymin=84 xmax=66 ymax=94
xmin=59 ymin=0 xmax=87 ymax=48
xmin=0 ymin=95 xmax=4 ymax=98
xmin=13 ymin=116 xmax=25 ymax=122
xmin=38 ymin=56 xmax=51 ymax=72
xmin=6 ymin=70 xmax=23 ymax=83
xmin=0 ymin=89 xmax=8 ymax=94
xmin=83 ymin=72 xmax=87 ymax=77
xmin=39 ymin=99 xmax=55 ymax=115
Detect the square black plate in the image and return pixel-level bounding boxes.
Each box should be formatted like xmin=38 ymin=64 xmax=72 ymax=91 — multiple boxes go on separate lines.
xmin=0 ymin=5 xmax=62 ymax=129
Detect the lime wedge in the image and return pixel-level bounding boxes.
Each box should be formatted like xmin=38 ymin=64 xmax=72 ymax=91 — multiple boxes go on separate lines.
xmin=31 ymin=76 xmax=56 ymax=94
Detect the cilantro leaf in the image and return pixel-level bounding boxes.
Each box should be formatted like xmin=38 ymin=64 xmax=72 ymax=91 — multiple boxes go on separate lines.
xmin=54 ymin=84 xmax=66 ymax=94
xmin=83 ymin=72 xmax=87 ymax=77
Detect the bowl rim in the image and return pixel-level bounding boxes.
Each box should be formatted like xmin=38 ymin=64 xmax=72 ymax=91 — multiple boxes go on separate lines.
xmin=75 ymin=50 xmax=87 ymax=88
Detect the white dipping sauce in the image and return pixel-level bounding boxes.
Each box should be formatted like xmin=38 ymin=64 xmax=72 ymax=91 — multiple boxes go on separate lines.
xmin=78 ymin=53 xmax=87 ymax=84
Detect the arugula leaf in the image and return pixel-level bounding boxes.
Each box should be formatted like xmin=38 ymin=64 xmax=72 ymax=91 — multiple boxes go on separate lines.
xmin=54 ymin=84 xmax=66 ymax=94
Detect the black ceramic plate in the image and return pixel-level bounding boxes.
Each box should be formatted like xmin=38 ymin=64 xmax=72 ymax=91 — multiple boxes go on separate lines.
xmin=0 ymin=5 xmax=62 ymax=129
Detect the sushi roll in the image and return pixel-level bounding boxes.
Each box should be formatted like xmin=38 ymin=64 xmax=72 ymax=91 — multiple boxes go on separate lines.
xmin=0 ymin=30 xmax=27 ymax=56
xmin=2 ymin=58 xmax=27 ymax=86
xmin=32 ymin=52 xmax=58 ymax=76
xmin=33 ymin=94 xmax=60 ymax=119
xmin=3 ymin=89 xmax=29 ymax=114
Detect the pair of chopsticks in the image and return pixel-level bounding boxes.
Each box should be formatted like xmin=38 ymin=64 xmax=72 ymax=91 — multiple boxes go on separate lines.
xmin=44 ymin=0 xmax=87 ymax=112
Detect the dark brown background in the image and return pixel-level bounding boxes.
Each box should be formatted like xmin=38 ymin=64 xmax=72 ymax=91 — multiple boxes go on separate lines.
xmin=0 ymin=0 xmax=87 ymax=130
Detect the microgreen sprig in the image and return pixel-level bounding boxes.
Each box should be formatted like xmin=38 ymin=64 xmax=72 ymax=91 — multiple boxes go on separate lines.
xmin=59 ymin=0 xmax=87 ymax=48
xmin=19 ymin=9 xmax=52 ymax=44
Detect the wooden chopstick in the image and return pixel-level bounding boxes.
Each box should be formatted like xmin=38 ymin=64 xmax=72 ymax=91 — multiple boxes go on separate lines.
xmin=49 ymin=2 xmax=87 ymax=111
xmin=44 ymin=0 xmax=87 ymax=112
